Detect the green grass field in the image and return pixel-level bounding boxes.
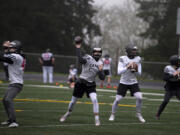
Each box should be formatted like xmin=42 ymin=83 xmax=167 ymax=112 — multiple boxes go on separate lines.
xmin=0 ymin=82 xmax=180 ymax=135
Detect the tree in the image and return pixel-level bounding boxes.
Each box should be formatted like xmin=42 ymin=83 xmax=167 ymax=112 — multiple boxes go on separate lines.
xmin=93 ymin=0 xmax=148 ymax=74
xmin=135 ymin=0 xmax=180 ymax=61
xmin=0 ymin=0 xmax=100 ymax=55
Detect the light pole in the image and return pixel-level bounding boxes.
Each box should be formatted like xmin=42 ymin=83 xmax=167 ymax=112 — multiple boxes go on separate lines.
xmin=176 ymin=8 xmax=180 ymax=56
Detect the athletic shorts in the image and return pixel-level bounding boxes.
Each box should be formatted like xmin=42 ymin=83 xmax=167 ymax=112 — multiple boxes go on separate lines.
xmin=117 ymin=83 xmax=140 ymax=97
xmin=73 ymin=78 xmax=96 ymax=98
xmin=69 ymin=77 xmax=77 ymax=83
xmin=103 ymin=70 xmax=111 ymax=77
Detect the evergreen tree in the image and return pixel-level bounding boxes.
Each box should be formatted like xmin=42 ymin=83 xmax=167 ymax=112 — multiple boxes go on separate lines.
xmin=0 ymin=0 xmax=100 ymax=55
xmin=135 ymin=0 xmax=180 ymax=61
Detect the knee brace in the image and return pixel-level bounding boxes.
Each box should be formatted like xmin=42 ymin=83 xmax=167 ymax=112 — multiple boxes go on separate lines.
xmin=115 ymin=95 xmax=123 ymax=103
xmin=134 ymin=92 xmax=142 ymax=100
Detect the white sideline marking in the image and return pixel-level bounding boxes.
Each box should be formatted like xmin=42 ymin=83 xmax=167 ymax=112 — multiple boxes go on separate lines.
xmin=25 ymin=84 xmax=164 ymax=96
xmin=0 ymin=122 xmax=164 ymax=129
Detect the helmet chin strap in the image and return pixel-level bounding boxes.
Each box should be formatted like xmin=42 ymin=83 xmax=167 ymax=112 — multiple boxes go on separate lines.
xmin=127 ymin=54 xmax=135 ymax=59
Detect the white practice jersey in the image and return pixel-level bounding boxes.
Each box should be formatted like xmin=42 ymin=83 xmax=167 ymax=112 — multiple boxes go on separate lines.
xmin=68 ymin=68 xmax=78 ymax=79
xmin=79 ymin=54 xmax=102 ymax=82
xmin=41 ymin=52 xmax=54 ymax=66
xmin=164 ymin=65 xmax=180 ymax=75
xmin=118 ymin=55 xmax=141 ymax=85
xmin=5 ymin=53 xmax=24 ymax=84
xmin=102 ymin=57 xmax=112 ymax=70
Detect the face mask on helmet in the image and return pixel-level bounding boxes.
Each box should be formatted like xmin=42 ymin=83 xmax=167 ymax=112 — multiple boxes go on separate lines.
xmin=92 ymin=48 xmax=102 ymax=61
xmin=70 ymin=64 xmax=75 ymax=69
xmin=170 ymin=55 xmax=180 ymax=68
xmin=125 ymin=46 xmax=138 ymax=59
xmin=9 ymin=40 xmax=22 ymax=53
xmin=105 ymin=54 xmax=109 ymax=59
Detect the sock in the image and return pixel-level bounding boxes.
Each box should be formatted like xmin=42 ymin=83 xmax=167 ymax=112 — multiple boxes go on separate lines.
xmin=89 ymin=93 xmax=99 ymax=114
xmin=112 ymin=95 xmax=123 ymax=114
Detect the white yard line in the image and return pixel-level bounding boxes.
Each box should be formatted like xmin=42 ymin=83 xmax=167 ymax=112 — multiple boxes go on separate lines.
xmin=0 ymin=122 xmax=166 ymax=129
xmin=25 ymin=84 xmax=164 ymax=96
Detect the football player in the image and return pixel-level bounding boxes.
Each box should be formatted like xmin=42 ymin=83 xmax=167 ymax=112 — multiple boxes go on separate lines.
xmin=68 ymin=64 xmax=78 ymax=88
xmin=156 ymin=55 xmax=180 ymax=119
xmin=100 ymin=54 xmax=112 ymax=88
xmin=0 ymin=40 xmax=24 ymax=128
xmin=2 ymin=41 xmax=10 ymax=81
xmin=60 ymin=36 xmax=105 ymax=126
xmin=39 ymin=48 xmax=55 ymax=83
xmin=109 ymin=45 xmax=145 ymax=123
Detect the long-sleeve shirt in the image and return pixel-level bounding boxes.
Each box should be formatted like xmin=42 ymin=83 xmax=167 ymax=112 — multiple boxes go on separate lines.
xmin=76 ymin=48 xmax=105 ymax=82
xmin=163 ymin=65 xmax=180 ymax=89
xmin=117 ymin=55 xmax=141 ymax=85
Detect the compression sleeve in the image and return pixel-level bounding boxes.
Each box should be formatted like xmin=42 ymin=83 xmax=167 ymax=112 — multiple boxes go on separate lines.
xmin=76 ymin=48 xmax=87 ymax=64
xmin=0 ymin=55 xmax=13 ymax=64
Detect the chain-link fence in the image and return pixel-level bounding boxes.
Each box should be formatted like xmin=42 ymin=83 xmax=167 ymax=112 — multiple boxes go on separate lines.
xmin=0 ymin=52 xmax=168 ymax=80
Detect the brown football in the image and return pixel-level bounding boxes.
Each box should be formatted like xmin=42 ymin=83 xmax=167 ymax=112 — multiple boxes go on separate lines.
xmin=130 ymin=62 xmax=138 ymax=72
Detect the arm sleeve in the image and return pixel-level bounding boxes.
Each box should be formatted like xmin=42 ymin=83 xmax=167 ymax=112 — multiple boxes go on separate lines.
xmin=117 ymin=57 xmax=127 ymax=75
xmin=0 ymin=55 xmax=13 ymax=64
xmin=135 ymin=63 xmax=142 ymax=76
xmin=163 ymin=66 xmax=179 ymax=82
xmin=98 ymin=70 xmax=105 ymax=80
xmin=163 ymin=72 xmax=178 ymax=82
xmin=76 ymin=48 xmax=87 ymax=64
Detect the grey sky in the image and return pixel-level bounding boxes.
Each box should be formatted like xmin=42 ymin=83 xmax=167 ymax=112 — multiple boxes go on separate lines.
xmin=93 ymin=0 xmax=125 ymax=7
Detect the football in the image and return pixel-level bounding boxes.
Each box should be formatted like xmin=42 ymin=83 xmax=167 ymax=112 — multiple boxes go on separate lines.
xmin=130 ymin=62 xmax=138 ymax=72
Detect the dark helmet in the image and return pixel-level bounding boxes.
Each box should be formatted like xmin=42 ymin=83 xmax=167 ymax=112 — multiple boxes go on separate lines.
xmin=74 ymin=36 xmax=82 ymax=44
xmin=169 ymin=55 xmax=180 ymax=67
xmin=9 ymin=40 xmax=22 ymax=53
xmin=125 ymin=45 xmax=138 ymax=59
xmin=104 ymin=54 xmax=110 ymax=59
xmin=70 ymin=64 xmax=75 ymax=69
xmin=46 ymin=48 xmax=50 ymax=52
xmin=92 ymin=47 xmax=102 ymax=61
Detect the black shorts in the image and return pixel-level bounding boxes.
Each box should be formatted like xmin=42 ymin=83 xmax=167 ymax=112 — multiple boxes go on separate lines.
xmin=164 ymin=86 xmax=180 ymax=100
xmin=69 ymin=77 xmax=77 ymax=83
xmin=73 ymin=78 xmax=96 ymax=98
xmin=103 ymin=70 xmax=111 ymax=76
xmin=117 ymin=83 xmax=140 ymax=97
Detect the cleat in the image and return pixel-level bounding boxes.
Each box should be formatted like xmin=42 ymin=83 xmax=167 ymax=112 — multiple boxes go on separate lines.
xmin=136 ymin=113 xmax=145 ymax=123
xmin=1 ymin=121 xmax=10 ymax=125
xmin=95 ymin=119 xmax=100 ymax=126
xmin=156 ymin=114 xmax=160 ymax=120
xmin=60 ymin=112 xmax=70 ymax=122
xmin=100 ymin=84 xmax=103 ymax=88
xmin=106 ymin=85 xmax=111 ymax=89
xmin=109 ymin=114 xmax=115 ymax=121
xmin=8 ymin=122 xmax=19 ymax=128
xmin=60 ymin=115 xmax=67 ymax=122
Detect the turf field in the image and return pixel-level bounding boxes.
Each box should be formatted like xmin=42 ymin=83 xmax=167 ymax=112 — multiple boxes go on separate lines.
xmin=0 ymin=82 xmax=180 ymax=135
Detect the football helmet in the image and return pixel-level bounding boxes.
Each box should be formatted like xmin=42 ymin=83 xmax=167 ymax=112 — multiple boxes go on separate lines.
xmin=169 ymin=55 xmax=180 ymax=67
xmin=9 ymin=40 xmax=22 ymax=53
xmin=70 ymin=64 xmax=75 ymax=69
xmin=46 ymin=48 xmax=50 ymax=52
xmin=104 ymin=54 xmax=110 ymax=59
xmin=125 ymin=45 xmax=138 ymax=59
xmin=92 ymin=47 xmax=102 ymax=61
